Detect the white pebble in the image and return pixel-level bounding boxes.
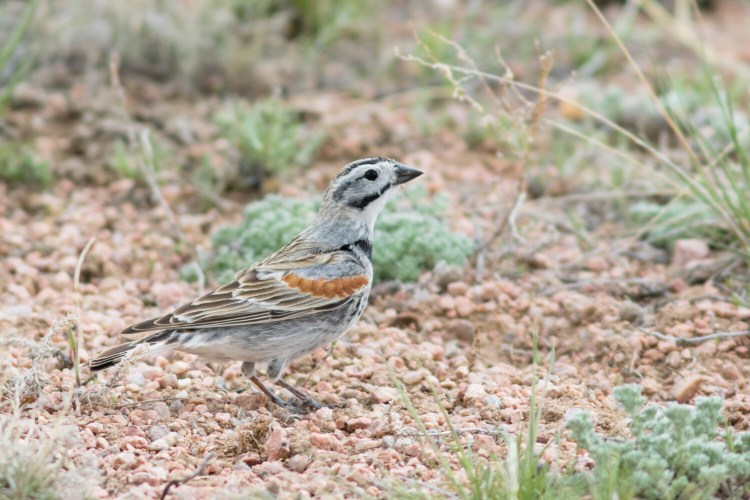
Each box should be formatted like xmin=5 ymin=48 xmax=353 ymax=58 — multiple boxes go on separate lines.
xmin=164 ymin=432 xmax=181 ymax=446
xmin=148 ymin=439 xmax=169 ymax=451
xmin=483 ymin=395 xmax=503 ymax=408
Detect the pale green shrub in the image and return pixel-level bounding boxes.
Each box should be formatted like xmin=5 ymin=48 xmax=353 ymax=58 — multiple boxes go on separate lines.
xmin=0 ymin=143 xmax=51 ymax=188
xmin=217 ymin=98 xmax=325 ymax=184
xmin=566 ymin=384 xmax=750 ymax=500
xmin=0 ymin=412 xmax=83 ymax=500
xmin=372 ymin=188 xmax=474 ymax=282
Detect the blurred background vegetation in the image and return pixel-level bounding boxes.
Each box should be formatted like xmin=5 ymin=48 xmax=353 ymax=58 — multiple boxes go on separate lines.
xmin=0 ymin=0 xmax=748 ymax=282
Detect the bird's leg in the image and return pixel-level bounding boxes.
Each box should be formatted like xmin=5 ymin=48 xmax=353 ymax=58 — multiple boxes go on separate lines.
xmin=241 ymin=361 xmax=256 ymax=378
xmin=249 ymin=375 xmax=301 ymax=411
xmin=243 ymin=361 xmax=299 ymax=412
xmin=275 ymin=379 xmax=324 ymax=410
xmin=267 ymin=358 xmax=324 ymax=409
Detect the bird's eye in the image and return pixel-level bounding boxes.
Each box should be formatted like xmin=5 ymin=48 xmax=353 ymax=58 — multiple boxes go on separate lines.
xmin=364 ymin=169 xmax=379 ymax=181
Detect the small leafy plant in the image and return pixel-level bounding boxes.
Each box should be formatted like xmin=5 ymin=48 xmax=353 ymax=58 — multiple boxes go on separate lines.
xmin=286 ymin=0 xmax=372 ymax=48
xmin=566 ymin=384 xmax=750 ymax=500
xmin=0 ymin=409 xmax=84 ymax=500
xmin=216 ymin=98 xmax=324 ymax=189
xmin=107 ymin=138 xmax=171 ymax=181
xmin=182 ymin=186 xmax=474 ymax=284
xmin=628 ymin=199 xmax=732 ymax=249
xmin=372 ymin=188 xmax=475 ymax=282
xmin=0 ymin=143 xmax=51 ymax=188
xmin=0 ymin=0 xmax=37 ymax=113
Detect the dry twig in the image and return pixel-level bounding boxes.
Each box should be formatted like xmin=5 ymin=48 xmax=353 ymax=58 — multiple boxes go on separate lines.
xmin=549 ymin=277 xmax=669 ymax=295
xmin=72 ymin=237 xmax=96 ymax=387
xmin=115 ymin=397 xmax=180 ymax=410
xmin=397 ymin=425 xmax=505 ymax=439
xmin=640 ymin=328 xmax=750 ymax=346
xmin=2 ymin=315 xmax=75 ymax=405
xmin=160 ymin=452 xmax=214 ymax=500
xmin=73 ymin=344 xmax=151 ymax=410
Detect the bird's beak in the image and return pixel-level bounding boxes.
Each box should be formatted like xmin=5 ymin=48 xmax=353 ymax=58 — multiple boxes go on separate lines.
xmin=393 ymin=164 xmax=423 ymax=185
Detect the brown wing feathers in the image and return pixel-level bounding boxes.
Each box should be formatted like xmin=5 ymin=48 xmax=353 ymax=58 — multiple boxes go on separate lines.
xmin=120 ymin=265 xmax=368 ymax=336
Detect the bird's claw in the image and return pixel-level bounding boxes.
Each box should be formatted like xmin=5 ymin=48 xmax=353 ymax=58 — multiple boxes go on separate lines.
xmin=299 ymin=397 xmax=324 ymax=410
xmin=270 ymin=395 xmax=307 ymax=414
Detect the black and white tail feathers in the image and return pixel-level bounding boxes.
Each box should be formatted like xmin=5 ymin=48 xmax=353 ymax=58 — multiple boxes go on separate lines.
xmin=88 ymin=330 xmax=174 ymax=371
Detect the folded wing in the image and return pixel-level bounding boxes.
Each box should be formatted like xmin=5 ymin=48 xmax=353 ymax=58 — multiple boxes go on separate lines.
xmin=121 ymin=248 xmax=369 ymax=335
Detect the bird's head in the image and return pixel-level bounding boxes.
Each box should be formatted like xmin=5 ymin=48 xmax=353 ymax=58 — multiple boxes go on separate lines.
xmin=307 ymin=157 xmax=422 ymax=245
xmin=323 ymin=157 xmax=422 ymax=217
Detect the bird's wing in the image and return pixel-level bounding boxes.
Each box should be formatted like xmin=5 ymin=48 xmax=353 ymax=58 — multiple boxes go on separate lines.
xmin=120 ymin=245 xmax=369 ymax=335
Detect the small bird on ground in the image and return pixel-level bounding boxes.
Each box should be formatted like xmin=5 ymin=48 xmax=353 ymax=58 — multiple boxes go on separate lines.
xmin=89 ymin=158 xmax=423 ymax=411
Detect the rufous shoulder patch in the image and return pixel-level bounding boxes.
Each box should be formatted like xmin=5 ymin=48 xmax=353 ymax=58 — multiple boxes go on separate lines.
xmin=282 ymin=273 xmax=368 ymax=298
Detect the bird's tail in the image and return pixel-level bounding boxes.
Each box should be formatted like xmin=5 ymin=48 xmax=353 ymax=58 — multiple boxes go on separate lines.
xmin=88 ymin=330 xmax=174 ymax=371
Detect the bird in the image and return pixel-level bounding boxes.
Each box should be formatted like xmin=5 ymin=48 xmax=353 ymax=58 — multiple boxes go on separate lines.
xmin=88 ymin=157 xmax=423 ymax=411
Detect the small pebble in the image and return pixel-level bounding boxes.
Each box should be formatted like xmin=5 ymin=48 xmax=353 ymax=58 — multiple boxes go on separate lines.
xmin=170 ymin=361 xmax=190 ymax=376
xmin=148 ymin=439 xmax=169 ymax=451
xmin=371 ymin=387 xmax=397 ymax=404
xmin=147 ymin=425 xmax=170 ymax=442
xmin=288 ymin=455 xmax=312 ymax=473
xmin=265 ymin=427 xmax=291 ymax=461
xmin=463 ymin=383 xmax=486 ymax=404
xmin=164 ymin=432 xmax=181 ymax=446
xmin=124 ymin=372 xmax=146 ymax=387
xmin=402 ymin=370 xmax=424 ymax=385
xmin=722 ymin=364 xmax=742 ymax=381
xmin=347 ymin=417 xmax=371 ymax=431
xmin=446 ymin=319 xmax=475 ymax=341
xmin=483 ymin=395 xmax=502 ymax=409
xmin=309 ymin=433 xmax=344 ymax=452
xmin=672 ymin=375 xmax=703 ymax=403
xmin=215 ymin=412 xmax=231 ymax=424
xmin=447 ymin=281 xmax=469 ymax=296
xmin=355 ymin=439 xmax=381 ymax=451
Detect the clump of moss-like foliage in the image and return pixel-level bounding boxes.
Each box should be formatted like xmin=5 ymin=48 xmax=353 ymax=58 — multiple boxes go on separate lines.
xmin=565 ymin=384 xmax=750 ymax=500
xmin=183 ymin=186 xmax=474 ymax=284
xmin=217 ymin=98 xmax=324 ymax=184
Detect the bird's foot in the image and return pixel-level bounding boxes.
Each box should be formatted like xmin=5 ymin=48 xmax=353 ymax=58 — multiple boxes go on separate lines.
xmin=295 ymin=397 xmax=344 ymax=410
xmin=298 ymin=396 xmax=324 ymax=410
xmin=269 ymin=395 xmax=307 ymax=414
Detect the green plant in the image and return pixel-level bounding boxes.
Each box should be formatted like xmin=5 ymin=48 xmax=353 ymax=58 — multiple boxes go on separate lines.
xmin=217 ymin=98 xmax=324 ymax=187
xmin=575 ymin=1 xmax=750 ymax=264
xmin=109 ymin=139 xmax=140 ymax=180
xmin=372 ymin=187 xmax=474 ymax=282
xmin=182 ymin=187 xmax=474 ymax=284
xmin=286 ymin=0 xmax=371 ymax=48
xmin=566 ymin=384 xmax=750 ymax=500
xmin=628 ymin=199 xmax=731 ymax=249
xmin=0 ymin=410 xmax=80 ymax=500
xmin=107 ymin=137 xmax=170 ymax=181
xmin=658 ymin=70 xmax=750 ymax=255
xmin=0 ymin=143 xmax=51 ymax=188
xmin=0 ymin=0 xmax=37 ymax=112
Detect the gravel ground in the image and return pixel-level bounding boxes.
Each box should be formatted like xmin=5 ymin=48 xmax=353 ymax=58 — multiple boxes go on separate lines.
xmin=3 ymin=2 xmax=750 ymax=496
xmin=3 ymin=148 xmax=750 ymax=498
